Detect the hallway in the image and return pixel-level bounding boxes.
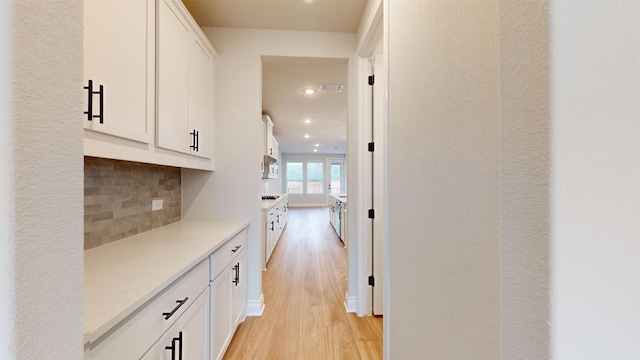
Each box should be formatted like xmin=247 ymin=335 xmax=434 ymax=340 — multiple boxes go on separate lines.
xmin=223 ymin=207 xmax=383 ymax=359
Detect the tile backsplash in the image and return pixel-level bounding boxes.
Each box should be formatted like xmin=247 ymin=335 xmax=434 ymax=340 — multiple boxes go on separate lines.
xmin=84 ymin=157 xmax=181 ymax=249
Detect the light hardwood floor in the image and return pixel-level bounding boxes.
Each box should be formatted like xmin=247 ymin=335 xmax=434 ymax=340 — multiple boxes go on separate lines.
xmin=223 ymin=207 xmax=383 ymax=360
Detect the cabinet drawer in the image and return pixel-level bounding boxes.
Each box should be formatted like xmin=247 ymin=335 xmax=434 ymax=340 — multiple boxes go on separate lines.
xmin=88 ymin=259 xmax=209 ymax=360
xmin=210 ymin=229 xmax=248 ymax=281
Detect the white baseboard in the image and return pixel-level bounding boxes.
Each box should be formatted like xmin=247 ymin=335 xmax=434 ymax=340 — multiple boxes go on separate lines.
xmin=246 ymin=294 xmax=265 ymax=316
xmin=344 ymin=291 xmax=357 ymax=313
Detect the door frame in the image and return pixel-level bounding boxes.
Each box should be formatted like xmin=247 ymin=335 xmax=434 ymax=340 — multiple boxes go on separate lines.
xmin=350 ymin=0 xmax=386 ymax=318
xmin=327 ymin=158 xmax=347 ymax=196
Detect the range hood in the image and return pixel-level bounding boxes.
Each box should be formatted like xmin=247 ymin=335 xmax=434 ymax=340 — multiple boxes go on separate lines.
xmin=263 ymin=154 xmax=277 ymax=165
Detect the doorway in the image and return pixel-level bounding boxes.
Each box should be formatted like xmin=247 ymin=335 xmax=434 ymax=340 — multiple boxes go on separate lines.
xmin=328 ymin=158 xmax=346 ymax=195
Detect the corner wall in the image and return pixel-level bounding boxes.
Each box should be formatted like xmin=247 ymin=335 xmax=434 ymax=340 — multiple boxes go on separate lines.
xmin=182 ymin=28 xmax=356 ymax=314
xmin=387 ymin=1 xmax=501 ymax=358
xmin=0 ymin=1 xmax=84 ymax=358
xmin=499 ymin=1 xmax=551 ymax=358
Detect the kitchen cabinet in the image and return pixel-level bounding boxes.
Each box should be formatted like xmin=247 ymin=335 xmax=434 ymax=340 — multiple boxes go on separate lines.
xmin=210 ymin=228 xmax=248 ymax=360
xmin=87 ymin=259 xmax=210 ymax=360
xmin=141 ymin=287 xmax=209 ymax=360
xmin=84 ymin=221 xmax=250 ymax=360
xmin=262 ymin=196 xmax=288 ymax=268
xmin=83 ymin=0 xmax=154 ymax=144
xmin=265 ymin=210 xmax=277 ymax=263
xmin=328 ymin=196 xmax=336 ymax=229
xmin=83 ymin=0 xmax=217 ymax=170
xmin=262 ymin=115 xmax=278 ymax=161
xmin=157 ymin=0 xmax=215 ymax=159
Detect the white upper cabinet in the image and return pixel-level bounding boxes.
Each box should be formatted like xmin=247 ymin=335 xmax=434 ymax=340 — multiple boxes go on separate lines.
xmin=157 ymin=0 xmax=215 ymax=159
xmin=187 ymin=36 xmax=215 ymax=158
xmin=83 ymin=0 xmax=154 ymax=144
xmin=263 ymin=115 xmax=278 ymax=161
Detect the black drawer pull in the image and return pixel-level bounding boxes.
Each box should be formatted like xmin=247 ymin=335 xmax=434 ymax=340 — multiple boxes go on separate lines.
xmin=231 ymin=245 xmax=242 ymax=253
xmin=162 ymin=297 xmax=188 ymax=320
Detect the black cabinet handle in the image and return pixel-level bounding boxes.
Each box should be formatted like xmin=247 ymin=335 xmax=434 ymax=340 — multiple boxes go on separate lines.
xmin=162 ymin=297 xmax=188 ymax=320
xmin=84 ymin=80 xmax=104 ymax=124
xmin=165 ymin=331 xmax=183 ymax=360
xmin=190 ymin=129 xmax=199 ymax=151
xmin=231 ymin=245 xmax=241 ymax=253
xmin=271 ymin=221 xmax=274 ymax=231
xmin=232 ymin=263 xmax=240 ymax=286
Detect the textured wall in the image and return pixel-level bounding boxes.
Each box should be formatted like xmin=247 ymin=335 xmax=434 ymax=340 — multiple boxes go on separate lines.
xmin=499 ymin=1 xmax=551 ymax=358
xmin=387 ymin=1 xmax=501 ymax=358
xmin=84 ymin=157 xmax=181 ymax=249
xmin=0 ymin=1 xmax=84 ymax=358
xmin=549 ymin=2 xmax=640 ymax=358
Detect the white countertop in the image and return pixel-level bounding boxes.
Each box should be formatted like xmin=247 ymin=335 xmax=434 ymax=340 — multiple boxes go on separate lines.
xmin=84 ymin=219 xmax=249 ymax=344
xmin=261 ymin=194 xmax=288 ymax=211
xmin=330 ymin=194 xmax=347 ymax=204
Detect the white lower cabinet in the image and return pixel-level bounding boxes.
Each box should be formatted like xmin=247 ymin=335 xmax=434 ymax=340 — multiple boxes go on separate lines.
xmin=141 ymin=287 xmax=209 ymax=360
xmin=263 ymin=197 xmax=288 ymax=268
xmin=210 ymin=229 xmax=248 ymax=360
xmin=87 ymin=260 xmax=209 ymax=360
xmin=211 ymin=267 xmax=232 ymax=360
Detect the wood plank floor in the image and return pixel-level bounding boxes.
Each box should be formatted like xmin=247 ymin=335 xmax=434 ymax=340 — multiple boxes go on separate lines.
xmin=223 ymin=207 xmax=383 ymax=360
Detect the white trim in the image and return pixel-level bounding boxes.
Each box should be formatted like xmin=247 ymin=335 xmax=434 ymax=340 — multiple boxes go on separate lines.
xmin=382 ymin=0 xmax=391 ymax=357
xmin=344 ymin=291 xmax=357 ymax=313
xmin=245 ymin=294 xmax=265 ymax=316
xmin=354 ymin=0 xmax=384 ymax=318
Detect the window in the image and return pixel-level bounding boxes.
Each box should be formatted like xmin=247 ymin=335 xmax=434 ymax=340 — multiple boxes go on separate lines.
xmin=286 ymin=160 xmax=326 ymax=195
xmin=286 ymin=162 xmax=303 ymax=194
xmin=306 ymin=162 xmax=324 ymax=194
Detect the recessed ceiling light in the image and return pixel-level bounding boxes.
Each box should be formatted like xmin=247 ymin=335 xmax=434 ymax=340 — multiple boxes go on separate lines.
xmin=315 ymin=143 xmax=319 ymax=147
xmin=313 ymin=149 xmax=318 ymax=152
xmin=304 ymin=119 xmax=311 ymax=124
xmin=304 ymin=134 xmax=310 ymax=139
xmin=304 ymin=88 xmax=315 ymax=95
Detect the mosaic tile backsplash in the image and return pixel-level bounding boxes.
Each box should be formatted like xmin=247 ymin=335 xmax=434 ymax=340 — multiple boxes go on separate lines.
xmin=84 ymin=157 xmax=181 ymax=249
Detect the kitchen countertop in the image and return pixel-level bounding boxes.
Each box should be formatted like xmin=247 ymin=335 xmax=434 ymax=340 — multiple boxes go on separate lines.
xmin=261 ymin=194 xmax=288 ymax=211
xmin=330 ymin=194 xmax=347 ymax=204
xmin=84 ymin=219 xmax=249 ymax=345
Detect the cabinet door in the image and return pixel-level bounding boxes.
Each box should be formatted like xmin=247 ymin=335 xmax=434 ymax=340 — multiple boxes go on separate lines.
xmin=211 ymin=269 xmax=231 ymax=360
xmin=187 ymin=36 xmax=214 ymax=159
xmin=265 ymin=220 xmax=275 ymax=264
xmin=141 ymin=288 xmax=209 ymax=360
xmin=263 ymin=116 xmax=275 ymax=157
xmin=83 ymin=0 xmax=153 ymax=143
xmin=157 ymin=0 xmax=190 ymax=153
xmin=271 ymin=137 xmax=279 ymax=161
xmin=231 ymin=250 xmax=247 ymax=329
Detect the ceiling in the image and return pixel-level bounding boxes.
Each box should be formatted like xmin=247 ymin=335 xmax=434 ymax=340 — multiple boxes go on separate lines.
xmin=262 ymin=56 xmax=348 ymax=154
xmin=183 ymin=0 xmax=367 ymax=155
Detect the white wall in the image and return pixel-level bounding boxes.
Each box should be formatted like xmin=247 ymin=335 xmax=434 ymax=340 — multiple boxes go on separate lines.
xmin=549 ymin=2 xmax=640 ymax=358
xmin=387 ymin=0 xmax=501 ymax=358
xmin=386 ymin=1 xmax=640 ymax=358
xmin=0 ymin=1 xmax=84 ymax=358
xmin=281 ymin=153 xmax=346 ymax=207
xmin=182 ymin=28 xmax=356 ymax=315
